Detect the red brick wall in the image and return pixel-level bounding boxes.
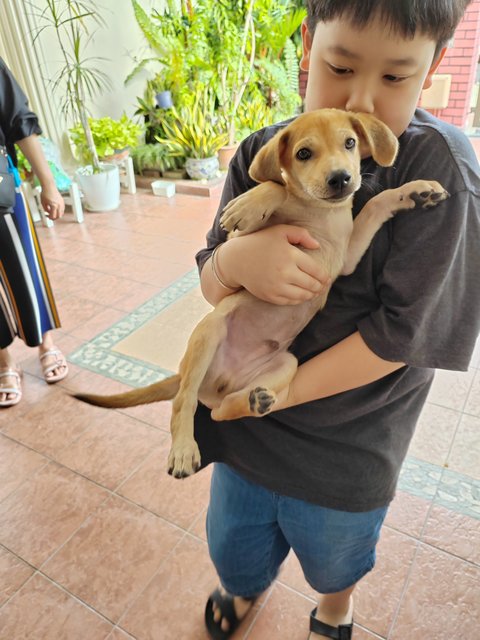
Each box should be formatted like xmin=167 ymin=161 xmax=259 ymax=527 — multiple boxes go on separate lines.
xmin=435 ymin=0 xmax=480 ymax=127
xmin=298 ymin=1 xmax=480 ymax=128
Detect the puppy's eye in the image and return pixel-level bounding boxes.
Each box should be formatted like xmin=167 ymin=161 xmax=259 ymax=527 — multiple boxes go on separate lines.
xmin=345 ymin=138 xmax=356 ymax=150
xmin=296 ymin=148 xmax=312 ymax=161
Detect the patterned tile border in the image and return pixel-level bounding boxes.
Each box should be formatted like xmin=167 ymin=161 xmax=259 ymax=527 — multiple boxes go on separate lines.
xmin=68 ymin=269 xmax=200 ymax=388
xmin=68 ymin=270 xmax=480 ymax=522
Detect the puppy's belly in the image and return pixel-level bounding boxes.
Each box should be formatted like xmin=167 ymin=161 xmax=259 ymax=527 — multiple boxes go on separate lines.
xmin=198 ymin=299 xmax=315 ymax=407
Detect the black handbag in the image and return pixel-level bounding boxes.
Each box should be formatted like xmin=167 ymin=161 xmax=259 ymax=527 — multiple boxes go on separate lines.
xmin=0 ymin=148 xmax=16 ymax=212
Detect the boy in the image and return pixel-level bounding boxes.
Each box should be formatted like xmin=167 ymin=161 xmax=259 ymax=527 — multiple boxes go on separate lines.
xmin=194 ymin=1 xmax=480 ymax=638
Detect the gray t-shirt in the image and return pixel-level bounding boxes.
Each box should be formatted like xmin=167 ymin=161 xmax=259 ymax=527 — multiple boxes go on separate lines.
xmin=194 ymin=109 xmax=480 ymax=511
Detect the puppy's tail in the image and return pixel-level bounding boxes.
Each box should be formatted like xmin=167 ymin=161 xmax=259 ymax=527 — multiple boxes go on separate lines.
xmin=74 ymin=373 xmax=181 ymax=409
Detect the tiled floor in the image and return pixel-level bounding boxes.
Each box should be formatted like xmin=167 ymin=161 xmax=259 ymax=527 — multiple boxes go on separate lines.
xmin=0 ymin=173 xmax=479 ymax=639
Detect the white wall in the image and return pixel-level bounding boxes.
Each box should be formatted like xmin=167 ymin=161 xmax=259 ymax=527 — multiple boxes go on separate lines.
xmin=0 ymin=0 xmax=169 ymax=138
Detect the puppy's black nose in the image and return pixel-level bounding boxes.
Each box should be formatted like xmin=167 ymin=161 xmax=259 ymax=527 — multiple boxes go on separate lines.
xmin=327 ymin=170 xmax=351 ymax=193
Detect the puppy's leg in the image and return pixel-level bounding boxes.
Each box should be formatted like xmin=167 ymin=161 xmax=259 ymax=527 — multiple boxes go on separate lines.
xmin=168 ymin=310 xmax=228 ymax=478
xmin=211 ymin=352 xmax=298 ymax=421
xmin=220 ymin=181 xmax=287 ymax=235
xmin=342 ymin=180 xmax=448 ymax=275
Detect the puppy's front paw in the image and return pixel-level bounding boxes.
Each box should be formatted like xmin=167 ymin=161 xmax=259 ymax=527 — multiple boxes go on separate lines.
xmin=167 ymin=439 xmax=201 ymax=478
xmin=392 ymin=180 xmax=449 ymax=214
xmin=220 ymin=195 xmax=269 ymax=235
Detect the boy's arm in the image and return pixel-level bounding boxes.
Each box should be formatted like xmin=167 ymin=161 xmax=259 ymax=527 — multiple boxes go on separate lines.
xmin=275 ymin=331 xmax=405 ymax=411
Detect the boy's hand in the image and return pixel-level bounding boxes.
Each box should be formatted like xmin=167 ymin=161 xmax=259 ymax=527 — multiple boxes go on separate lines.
xmin=220 ymin=224 xmax=331 ymax=305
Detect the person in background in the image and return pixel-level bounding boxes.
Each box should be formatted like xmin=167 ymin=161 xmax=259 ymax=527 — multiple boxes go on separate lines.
xmin=0 ymin=57 xmax=68 ymax=408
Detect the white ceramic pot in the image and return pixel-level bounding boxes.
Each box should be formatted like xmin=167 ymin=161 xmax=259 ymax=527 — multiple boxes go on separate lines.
xmin=75 ymin=163 xmax=120 ymax=211
xmin=185 ymin=156 xmax=219 ymax=181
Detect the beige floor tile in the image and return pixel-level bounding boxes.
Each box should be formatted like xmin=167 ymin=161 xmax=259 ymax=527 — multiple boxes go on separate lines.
xmin=42 ymin=495 xmax=183 ymax=622
xmin=0 ymin=547 xmax=34 ymax=607
xmin=446 ymin=413 xmax=480 ymax=479
xmin=119 ymin=534 xmax=220 ymax=640
xmin=2 ymin=386 xmax=99 ymax=458
xmin=54 ymin=412 xmax=166 ymax=490
xmin=118 ymin=443 xmax=212 ymax=529
xmin=353 ymin=526 xmax=418 ymax=637
xmin=422 ymin=504 xmax=480 ymax=565
xmin=408 ymin=402 xmax=460 ymax=466
xmin=384 ymin=490 xmax=431 ymax=538
xmin=0 ymin=435 xmax=48 ymax=503
xmin=390 ymin=544 xmax=480 ymax=639
xmin=0 ymin=573 xmax=113 ymax=639
xmin=427 ymin=368 xmax=475 ymax=412
xmin=114 ymin=289 xmax=211 ymax=372
xmin=0 ymin=462 xmax=108 ymax=567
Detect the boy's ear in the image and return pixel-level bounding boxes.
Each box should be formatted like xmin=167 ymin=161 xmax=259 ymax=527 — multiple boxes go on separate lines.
xmin=300 ymin=19 xmax=312 ymax=72
xmin=348 ymin=113 xmax=399 ymax=167
xmin=422 ymin=47 xmax=447 ymax=90
xmin=249 ymin=131 xmax=289 ymax=184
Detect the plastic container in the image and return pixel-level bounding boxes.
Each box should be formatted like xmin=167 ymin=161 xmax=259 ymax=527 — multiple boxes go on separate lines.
xmin=151 ymin=180 xmax=175 ymax=197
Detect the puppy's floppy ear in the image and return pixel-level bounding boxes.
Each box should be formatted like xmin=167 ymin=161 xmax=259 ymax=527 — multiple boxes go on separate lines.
xmin=249 ymin=130 xmax=289 ymax=184
xmin=348 ymin=113 xmax=399 ymax=167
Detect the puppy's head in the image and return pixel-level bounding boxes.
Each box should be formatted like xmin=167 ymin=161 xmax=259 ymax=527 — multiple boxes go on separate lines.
xmin=249 ymin=109 xmax=398 ymax=203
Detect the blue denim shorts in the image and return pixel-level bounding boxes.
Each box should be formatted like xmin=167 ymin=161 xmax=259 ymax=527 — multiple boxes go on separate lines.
xmin=206 ymin=463 xmax=387 ymax=597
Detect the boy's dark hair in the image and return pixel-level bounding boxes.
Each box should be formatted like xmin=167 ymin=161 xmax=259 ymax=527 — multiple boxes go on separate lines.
xmin=305 ymin=0 xmax=473 ymax=57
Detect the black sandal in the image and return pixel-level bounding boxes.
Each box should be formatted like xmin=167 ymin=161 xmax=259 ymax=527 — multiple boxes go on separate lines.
xmin=205 ymin=588 xmax=256 ymax=639
xmin=310 ymin=607 xmax=353 ymax=640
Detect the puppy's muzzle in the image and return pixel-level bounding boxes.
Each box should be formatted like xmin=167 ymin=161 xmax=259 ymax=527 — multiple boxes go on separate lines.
xmin=326 ymin=170 xmax=354 ymax=200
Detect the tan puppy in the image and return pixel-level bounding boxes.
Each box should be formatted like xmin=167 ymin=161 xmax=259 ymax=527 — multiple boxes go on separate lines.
xmin=75 ymin=109 xmax=448 ymax=478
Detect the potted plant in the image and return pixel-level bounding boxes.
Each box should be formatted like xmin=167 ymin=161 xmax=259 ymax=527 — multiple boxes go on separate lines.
xmin=69 ymin=114 xmax=143 ymax=163
xmin=130 ymin=143 xmax=184 ymax=177
xmin=156 ymin=91 xmax=228 ymax=181
xmin=28 ymin=0 xmax=120 ymax=211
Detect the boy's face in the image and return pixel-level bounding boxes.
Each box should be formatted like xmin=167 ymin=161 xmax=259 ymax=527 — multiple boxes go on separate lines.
xmin=301 ymin=16 xmax=444 ymax=137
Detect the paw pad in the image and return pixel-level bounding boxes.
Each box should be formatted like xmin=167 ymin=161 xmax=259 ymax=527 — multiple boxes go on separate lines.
xmin=249 ymin=387 xmax=276 ymax=415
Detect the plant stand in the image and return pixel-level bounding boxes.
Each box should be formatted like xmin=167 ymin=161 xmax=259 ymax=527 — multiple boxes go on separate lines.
xmin=105 ymin=155 xmax=137 ymax=194
xmin=22 ymin=181 xmax=84 ymax=227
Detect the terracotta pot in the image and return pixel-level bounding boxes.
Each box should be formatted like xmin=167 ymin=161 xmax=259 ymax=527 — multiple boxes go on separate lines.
xmin=218 ymin=144 xmax=239 ymax=170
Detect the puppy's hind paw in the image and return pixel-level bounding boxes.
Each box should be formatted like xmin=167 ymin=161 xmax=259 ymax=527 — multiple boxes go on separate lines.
xmin=167 ymin=440 xmax=201 ymax=479
xmin=249 ymin=387 xmax=276 ymax=416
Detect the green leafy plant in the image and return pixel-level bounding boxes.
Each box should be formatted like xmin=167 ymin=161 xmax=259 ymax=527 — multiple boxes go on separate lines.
xmin=130 ymin=143 xmax=184 ymax=175
xmin=156 ymin=91 xmax=228 ymax=159
xmin=129 ymin=0 xmax=305 ymax=148
xmin=27 ymin=0 xmax=112 ymax=172
xmin=69 ymin=114 xmax=143 ymax=163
